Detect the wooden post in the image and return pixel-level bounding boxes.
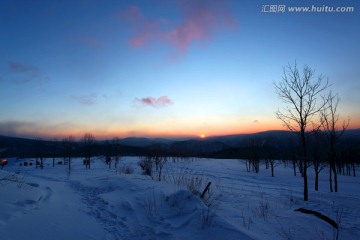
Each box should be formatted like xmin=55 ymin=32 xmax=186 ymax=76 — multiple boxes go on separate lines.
xmin=201 ymin=182 xmax=211 ymax=199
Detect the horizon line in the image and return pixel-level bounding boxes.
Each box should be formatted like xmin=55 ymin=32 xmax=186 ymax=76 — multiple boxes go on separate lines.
xmin=1 ymin=128 xmax=359 ymax=141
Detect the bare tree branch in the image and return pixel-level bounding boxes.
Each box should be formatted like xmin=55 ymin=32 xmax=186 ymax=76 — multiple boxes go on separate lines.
xmin=274 ymin=62 xmax=329 ymax=201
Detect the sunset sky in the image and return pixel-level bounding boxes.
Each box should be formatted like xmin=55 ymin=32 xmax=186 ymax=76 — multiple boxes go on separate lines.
xmin=1 ymin=0 xmax=359 ymax=139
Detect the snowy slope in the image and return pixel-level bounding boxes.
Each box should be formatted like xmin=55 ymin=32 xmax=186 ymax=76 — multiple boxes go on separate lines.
xmin=1 ymin=157 xmax=359 ymax=240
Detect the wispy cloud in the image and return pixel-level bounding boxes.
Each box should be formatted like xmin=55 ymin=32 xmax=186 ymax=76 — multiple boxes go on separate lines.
xmin=0 ymin=120 xmax=79 ymax=139
xmin=7 ymin=61 xmax=39 ymax=75
xmin=73 ymin=93 xmax=98 ymax=105
xmin=135 ymin=96 xmax=173 ymax=108
xmin=122 ymin=0 xmax=236 ymax=56
xmin=6 ymin=61 xmax=41 ymax=83
xmin=0 ymin=120 xmax=38 ymax=138
xmin=5 ymin=61 xmax=46 ymax=84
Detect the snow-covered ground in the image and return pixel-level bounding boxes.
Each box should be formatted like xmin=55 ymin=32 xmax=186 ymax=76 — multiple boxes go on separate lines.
xmin=1 ymin=157 xmax=359 ymax=240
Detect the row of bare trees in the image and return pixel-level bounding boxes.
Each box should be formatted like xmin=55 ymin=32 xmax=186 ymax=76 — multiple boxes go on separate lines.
xmin=34 ymin=133 xmax=95 ymax=170
xmin=29 ymin=133 xmax=131 ymax=171
xmin=274 ymin=62 xmax=350 ymax=201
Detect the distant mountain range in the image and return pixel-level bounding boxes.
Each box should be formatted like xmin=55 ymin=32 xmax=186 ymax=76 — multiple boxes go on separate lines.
xmin=1 ymin=129 xmax=359 ymax=159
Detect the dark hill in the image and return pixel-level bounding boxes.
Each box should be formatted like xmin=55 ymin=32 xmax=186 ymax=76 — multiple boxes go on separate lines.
xmin=1 ymin=129 xmax=359 ymax=159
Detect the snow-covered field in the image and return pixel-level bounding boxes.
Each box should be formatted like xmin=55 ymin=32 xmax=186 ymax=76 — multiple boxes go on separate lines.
xmin=1 ymin=157 xmax=359 ymax=240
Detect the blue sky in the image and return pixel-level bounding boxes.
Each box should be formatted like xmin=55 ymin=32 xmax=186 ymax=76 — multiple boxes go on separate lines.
xmin=1 ymin=0 xmax=359 ymax=139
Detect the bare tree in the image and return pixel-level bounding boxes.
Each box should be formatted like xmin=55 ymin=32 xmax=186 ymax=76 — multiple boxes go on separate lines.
xmin=82 ymin=133 xmax=95 ymax=170
xmin=265 ymin=136 xmax=278 ymax=177
xmin=51 ymin=138 xmax=58 ymax=167
xmin=35 ymin=138 xmax=45 ymax=169
xmin=274 ymin=62 xmax=328 ymax=201
xmin=247 ymin=137 xmax=261 ymax=173
xmin=62 ymin=135 xmax=75 ymax=170
xmin=105 ymin=140 xmax=113 ymax=169
xmin=112 ymin=137 xmax=121 ymax=169
xmin=320 ymin=92 xmax=349 ymax=192
xmin=310 ymin=126 xmax=327 ymax=191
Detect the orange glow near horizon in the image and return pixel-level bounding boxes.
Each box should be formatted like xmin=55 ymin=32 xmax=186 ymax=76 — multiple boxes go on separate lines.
xmin=9 ymin=117 xmax=360 ymax=140
xmin=15 ymin=121 xmax=285 ymax=140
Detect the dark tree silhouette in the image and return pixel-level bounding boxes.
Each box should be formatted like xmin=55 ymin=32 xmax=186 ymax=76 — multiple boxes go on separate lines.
xmin=82 ymin=133 xmax=95 ymax=170
xmin=62 ymin=135 xmax=75 ymax=170
xmin=51 ymin=138 xmax=58 ymax=167
xmin=35 ymin=138 xmax=45 ymax=169
xmin=310 ymin=127 xmax=327 ymax=191
xmin=274 ymin=62 xmax=328 ymax=201
xmin=265 ymin=136 xmax=278 ymax=177
xmin=320 ymin=92 xmax=349 ymax=192
xmin=246 ymin=137 xmax=261 ymax=173
xmin=105 ymin=140 xmax=112 ymax=169
xmin=112 ymin=137 xmax=121 ymax=169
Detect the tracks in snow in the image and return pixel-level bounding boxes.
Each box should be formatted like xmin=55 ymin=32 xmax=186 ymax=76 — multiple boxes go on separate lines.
xmin=68 ymin=181 xmax=131 ymax=240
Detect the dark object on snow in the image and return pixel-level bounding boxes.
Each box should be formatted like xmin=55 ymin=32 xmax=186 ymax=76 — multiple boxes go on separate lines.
xmin=201 ymin=182 xmax=212 ymax=199
xmin=294 ymin=208 xmax=338 ymax=229
xmin=24 ymin=161 xmax=28 ymax=166
xmin=57 ymin=161 xmax=63 ymax=165
xmin=0 ymin=158 xmax=7 ymax=168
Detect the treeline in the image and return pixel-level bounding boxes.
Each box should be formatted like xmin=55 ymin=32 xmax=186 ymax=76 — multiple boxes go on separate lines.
xmin=1 ymin=132 xmax=359 ymax=165
xmin=0 ymin=136 xmax=148 ymax=159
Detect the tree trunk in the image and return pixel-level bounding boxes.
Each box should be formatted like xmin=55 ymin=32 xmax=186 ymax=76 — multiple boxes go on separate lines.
xmin=303 ymin=160 xmax=308 ymax=201
xmin=293 ymin=159 xmax=297 ymax=176
xmin=334 ymin=166 xmax=338 ymax=192
xmin=353 ymin=163 xmax=356 ymax=177
xmin=301 ymin=130 xmax=308 ymax=201
xmin=299 ymin=160 xmax=304 ymax=177
xmin=329 ymin=166 xmax=333 ymax=192
xmin=315 ymin=167 xmax=319 ymax=191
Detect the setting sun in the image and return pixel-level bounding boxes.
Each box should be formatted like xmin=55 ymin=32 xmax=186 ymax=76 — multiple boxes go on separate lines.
xmin=200 ymin=134 xmax=206 ymax=138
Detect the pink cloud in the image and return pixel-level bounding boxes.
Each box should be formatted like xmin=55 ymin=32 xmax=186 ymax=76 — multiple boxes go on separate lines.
xmin=135 ymin=96 xmax=173 ymax=108
xmin=122 ymin=5 xmax=163 ymax=48
xmin=123 ymin=0 xmax=236 ymax=54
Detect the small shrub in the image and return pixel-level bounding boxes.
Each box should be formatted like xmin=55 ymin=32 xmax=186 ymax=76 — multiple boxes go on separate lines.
xmin=119 ymin=165 xmax=134 ymax=174
xmin=201 ymin=207 xmax=215 ymax=228
xmin=200 ymin=181 xmax=222 ymax=228
xmin=186 ymin=176 xmax=203 ymax=196
xmin=138 ymin=157 xmax=153 ymax=177
xmin=279 ymin=225 xmax=294 ymax=240
xmin=257 ymin=197 xmax=271 ymax=220
xmin=253 ymin=187 xmax=272 ymax=221
xmin=1 ymin=172 xmax=30 ymax=189
xmin=241 ymin=212 xmax=253 ymax=230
